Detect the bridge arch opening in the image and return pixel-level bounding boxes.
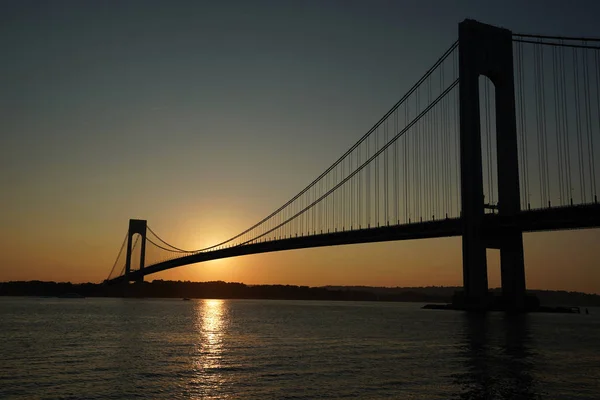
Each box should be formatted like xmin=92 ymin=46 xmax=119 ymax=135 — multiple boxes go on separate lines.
xmin=486 ymin=248 xmax=501 ymax=290
xmin=479 ymin=75 xmax=498 ymax=215
xmin=128 ymin=233 xmax=144 ymax=273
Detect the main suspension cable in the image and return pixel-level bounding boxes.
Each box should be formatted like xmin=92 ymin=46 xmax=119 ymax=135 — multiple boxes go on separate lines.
xmin=238 ymin=79 xmax=459 ymax=245
xmin=146 ymin=225 xmax=191 ymax=253
xmin=513 ymin=33 xmax=600 ymax=42
xmin=181 ymin=41 xmax=459 ymax=252
xmin=513 ymin=39 xmax=600 ymax=50
xmin=106 ymin=233 xmax=128 ymax=281
xmin=145 ymin=236 xmax=190 ymax=253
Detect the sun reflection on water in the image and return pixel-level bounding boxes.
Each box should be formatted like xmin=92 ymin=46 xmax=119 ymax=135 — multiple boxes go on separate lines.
xmin=191 ymin=299 xmax=229 ymax=397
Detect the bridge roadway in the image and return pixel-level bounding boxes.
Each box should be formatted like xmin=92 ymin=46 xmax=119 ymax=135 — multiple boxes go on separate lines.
xmin=109 ymin=203 xmax=600 ymax=284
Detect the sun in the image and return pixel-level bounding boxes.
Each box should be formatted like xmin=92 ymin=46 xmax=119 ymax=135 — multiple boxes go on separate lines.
xmin=184 ymin=252 xmax=236 ymax=282
xmin=206 ymin=257 xmax=230 ymax=267
xmin=180 ymin=229 xmax=241 ymax=281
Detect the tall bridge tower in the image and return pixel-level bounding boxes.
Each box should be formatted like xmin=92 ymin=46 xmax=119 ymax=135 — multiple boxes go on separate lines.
xmin=459 ymin=19 xmax=526 ymax=310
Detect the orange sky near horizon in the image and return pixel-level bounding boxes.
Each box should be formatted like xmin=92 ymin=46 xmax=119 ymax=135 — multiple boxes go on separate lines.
xmin=1 ymin=218 xmax=599 ymax=294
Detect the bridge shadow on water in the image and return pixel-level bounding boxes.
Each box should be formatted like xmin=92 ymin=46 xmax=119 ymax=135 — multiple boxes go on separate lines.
xmin=454 ymin=313 xmax=540 ymax=400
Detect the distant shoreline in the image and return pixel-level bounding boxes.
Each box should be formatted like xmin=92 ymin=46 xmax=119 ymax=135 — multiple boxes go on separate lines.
xmin=1 ymin=281 xmax=599 ymax=307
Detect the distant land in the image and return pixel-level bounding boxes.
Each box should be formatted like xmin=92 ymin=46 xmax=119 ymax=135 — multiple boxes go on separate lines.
xmin=1 ymin=280 xmax=599 ymax=306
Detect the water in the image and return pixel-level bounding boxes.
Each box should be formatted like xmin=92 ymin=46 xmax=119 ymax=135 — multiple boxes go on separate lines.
xmin=0 ymin=297 xmax=599 ymax=399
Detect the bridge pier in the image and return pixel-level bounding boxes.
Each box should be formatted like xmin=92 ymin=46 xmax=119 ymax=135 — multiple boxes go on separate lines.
xmin=125 ymin=219 xmax=147 ymax=283
xmin=499 ymin=230 xmax=526 ymax=310
xmin=458 ymin=19 xmax=528 ymax=311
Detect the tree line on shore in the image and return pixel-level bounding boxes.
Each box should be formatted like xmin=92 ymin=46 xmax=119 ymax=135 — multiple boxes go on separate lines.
xmin=1 ymin=280 xmax=599 ymax=306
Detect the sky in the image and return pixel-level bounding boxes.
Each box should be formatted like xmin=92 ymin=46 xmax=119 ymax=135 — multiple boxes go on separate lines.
xmin=1 ymin=0 xmax=600 ymax=294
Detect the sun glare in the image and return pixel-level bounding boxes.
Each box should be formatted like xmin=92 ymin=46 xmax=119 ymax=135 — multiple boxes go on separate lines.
xmin=192 ymin=299 xmax=228 ymax=392
xmin=186 ymin=233 xmax=235 ymax=280
xmin=194 ymin=300 xmax=225 ymax=363
xmin=199 ymin=299 xmax=224 ymax=345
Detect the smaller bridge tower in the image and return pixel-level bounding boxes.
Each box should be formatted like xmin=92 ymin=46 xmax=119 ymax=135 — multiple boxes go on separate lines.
xmin=125 ymin=219 xmax=147 ymax=283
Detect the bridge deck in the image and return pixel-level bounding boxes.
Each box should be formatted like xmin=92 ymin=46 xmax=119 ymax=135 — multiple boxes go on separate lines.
xmin=108 ymin=203 xmax=600 ymax=283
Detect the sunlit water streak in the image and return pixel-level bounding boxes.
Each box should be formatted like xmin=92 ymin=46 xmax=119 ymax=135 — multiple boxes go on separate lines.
xmin=0 ymin=298 xmax=598 ymax=399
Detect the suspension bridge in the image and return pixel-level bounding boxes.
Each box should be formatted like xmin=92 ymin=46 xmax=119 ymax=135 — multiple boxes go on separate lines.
xmin=104 ymin=20 xmax=600 ymax=311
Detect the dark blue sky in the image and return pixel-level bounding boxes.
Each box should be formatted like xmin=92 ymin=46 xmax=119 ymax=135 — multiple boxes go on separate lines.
xmin=1 ymin=0 xmax=599 ymax=291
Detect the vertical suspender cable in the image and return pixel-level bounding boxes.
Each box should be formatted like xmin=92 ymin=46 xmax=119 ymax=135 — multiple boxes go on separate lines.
xmin=517 ymin=41 xmax=530 ymax=209
xmin=394 ymin=109 xmax=399 ymax=224
xmin=422 ymin=78 xmax=428 ymax=220
xmin=454 ymin=49 xmax=460 ymax=216
xmin=595 ymin=49 xmax=600 ymax=202
xmin=413 ymin=93 xmax=417 ymax=221
xmin=583 ymin=41 xmax=596 ymax=202
xmin=573 ymin=46 xmax=586 ymax=203
xmin=436 ymin=77 xmax=439 ymax=217
xmin=385 ymin=120 xmax=389 ymax=224
xmin=484 ymin=80 xmax=492 ymax=207
xmin=341 ymin=158 xmax=345 ymax=230
xmin=367 ymin=134 xmax=371 ymax=227
xmin=441 ymin=65 xmax=447 ymax=217
xmin=435 ymin=68 xmax=439 ymax=217
xmin=424 ymin=88 xmax=428 ymax=220
xmin=375 ymin=127 xmax=379 ymax=226
xmin=432 ymin=77 xmax=436 ymax=218
xmin=446 ymin=80 xmax=451 ymax=216
xmin=350 ymin=151 xmax=353 ymax=229
xmin=358 ymin=143 xmax=362 ymax=228
xmin=552 ymin=46 xmax=565 ymax=205
xmin=444 ymin=67 xmax=450 ymax=217
xmin=417 ymin=88 xmax=421 ymax=220
xmin=534 ymin=42 xmax=544 ymax=207
xmin=405 ymin=102 xmax=409 ymax=223
xmin=560 ymin=41 xmax=573 ymax=204
xmin=540 ymin=44 xmax=551 ymax=206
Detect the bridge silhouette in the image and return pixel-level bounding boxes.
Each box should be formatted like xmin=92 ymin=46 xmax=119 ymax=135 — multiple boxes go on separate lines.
xmin=105 ymin=20 xmax=600 ymax=311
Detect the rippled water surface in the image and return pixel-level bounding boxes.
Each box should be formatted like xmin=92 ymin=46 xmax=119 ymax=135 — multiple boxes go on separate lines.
xmin=1 ymin=297 xmax=599 ymax=399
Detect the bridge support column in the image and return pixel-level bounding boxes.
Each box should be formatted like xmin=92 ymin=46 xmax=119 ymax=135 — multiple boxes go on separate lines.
xmin=458 ymin=19 xmax=526 ymax=311
xmin=459 ymin=20 xmax=490 ymax=309
xmin=125 ymin=219 xmax=147 ymax=283
xmin=493 ymin=29 xmax=527 ymax=310
xmin=499 ymin=230 xmax=526 ymax=310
